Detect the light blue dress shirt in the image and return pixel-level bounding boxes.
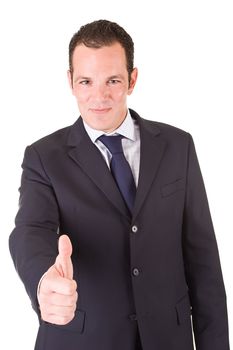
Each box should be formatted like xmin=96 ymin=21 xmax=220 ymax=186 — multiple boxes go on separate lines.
xmin=83 ymin=110 xmax=141 ymax=186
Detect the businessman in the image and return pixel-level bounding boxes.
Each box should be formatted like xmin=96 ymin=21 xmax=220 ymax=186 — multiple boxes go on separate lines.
xmin=9 ymin=19 xmax=229 ymax=350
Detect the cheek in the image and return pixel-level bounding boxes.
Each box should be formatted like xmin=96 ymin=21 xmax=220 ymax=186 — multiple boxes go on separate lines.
xmin=112 ymin=89 xmax=128 ymax=101
xmin=73 ymin=88 xmax=89 ymax=104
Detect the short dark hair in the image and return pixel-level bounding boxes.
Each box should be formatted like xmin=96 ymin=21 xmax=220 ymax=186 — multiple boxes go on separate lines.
xmin=69 ymin=19 xmax=134 ymax=79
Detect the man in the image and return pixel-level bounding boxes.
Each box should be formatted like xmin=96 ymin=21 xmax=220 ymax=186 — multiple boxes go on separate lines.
xmin=9 ymin=19 xmax=229 ymax=350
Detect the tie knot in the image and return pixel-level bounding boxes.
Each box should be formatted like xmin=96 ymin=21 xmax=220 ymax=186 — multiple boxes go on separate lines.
xmin=98 ymin=134 xmax=124 ymax=155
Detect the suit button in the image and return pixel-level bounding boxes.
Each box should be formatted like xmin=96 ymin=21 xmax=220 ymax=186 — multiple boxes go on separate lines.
xmin=132 ymin=268 xmax=140 ymax=276
xmin=132 ymin=225 xmax=138 ymax=233
xmin=129 ymin=314 xmax=137 ymax=321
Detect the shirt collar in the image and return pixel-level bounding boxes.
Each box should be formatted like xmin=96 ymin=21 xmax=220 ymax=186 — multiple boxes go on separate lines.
xmin=83 ymin=110 xmax=136 ymax=143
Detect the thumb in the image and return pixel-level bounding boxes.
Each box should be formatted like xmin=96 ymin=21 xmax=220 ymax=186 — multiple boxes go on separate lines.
xmin=55 ymin=234 xmax=73 ymax=280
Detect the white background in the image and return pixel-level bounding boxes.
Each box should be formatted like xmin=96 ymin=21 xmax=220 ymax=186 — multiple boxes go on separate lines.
xmin=0 ymin=0 xmax=232 ymax=348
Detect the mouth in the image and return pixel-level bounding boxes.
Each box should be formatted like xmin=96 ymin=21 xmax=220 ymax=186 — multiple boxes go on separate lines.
xmin=89 ymin=108 xmax=112 ymax=114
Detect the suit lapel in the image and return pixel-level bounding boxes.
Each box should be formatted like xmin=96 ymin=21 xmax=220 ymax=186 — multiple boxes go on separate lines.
xmin=130 ymin=111 xmax=167 ymax=220
xmin=67 ymin=118 xmax=130 ymax=219
xmin=66 ymin=112 xmax=167 ymax=221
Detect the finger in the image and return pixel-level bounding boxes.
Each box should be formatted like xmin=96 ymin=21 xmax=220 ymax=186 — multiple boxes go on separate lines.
xmin=41 ymin=271 xmax=77 ymax=295
xmin=41 ymin=303 xmax=76 ymax=318
xmin=55 ymin=234 xmax=73 ymax=280
xmin=40 ymin=289 xmax=78 ymax=307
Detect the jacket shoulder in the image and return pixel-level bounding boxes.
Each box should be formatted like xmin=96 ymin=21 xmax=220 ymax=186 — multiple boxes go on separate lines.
xmin=154 ymin=120 xmax=188 ymax=134
xmin=130 ymin=109 xmax=190 ymax=139
xmin=141 ymin=117 xmax=190 ymax=141
xmin=29 ymin=124 xmax=71 ymax=152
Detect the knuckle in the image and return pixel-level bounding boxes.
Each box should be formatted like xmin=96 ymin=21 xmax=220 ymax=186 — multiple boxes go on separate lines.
xmin=73 ymin=292 xmax=78 ymax=304
xmin=59 ymin=314 xmax=73 ymax=325
xmin=66 ymin=281 xmax=77 ymax=295
xmin=73 ymin=280 xmax=78 ymax=290
xmin=70 ymin=304 xmax=77 ymax=314
xmin=67 ymin=286 xmax=73 ymax=295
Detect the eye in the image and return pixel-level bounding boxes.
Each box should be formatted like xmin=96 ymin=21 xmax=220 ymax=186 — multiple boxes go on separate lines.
xmin=79 ymin=80 xmax=90 ymax=85
xmin=108 ymin=79 xmax=120 ymax=85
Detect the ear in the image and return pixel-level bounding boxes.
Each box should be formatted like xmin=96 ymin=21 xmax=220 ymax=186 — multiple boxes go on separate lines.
xmin=67 ymin=70 xmax=73 ymax=90
xmin=128 ymin=67 xmax=138 ymax=95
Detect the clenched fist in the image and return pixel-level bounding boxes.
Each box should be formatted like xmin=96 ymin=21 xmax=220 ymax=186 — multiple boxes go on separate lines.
xmin=38 ymin=235 xmax=78 ymax=325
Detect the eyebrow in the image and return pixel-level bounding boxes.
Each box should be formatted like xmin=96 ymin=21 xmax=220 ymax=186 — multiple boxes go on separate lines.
xmin=107 ymin=74 xmax=125 ymax=80
xmin=73 ymin=74 xmax=125 ymax=83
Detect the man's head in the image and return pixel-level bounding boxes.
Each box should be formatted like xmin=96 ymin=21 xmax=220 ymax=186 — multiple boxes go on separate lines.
xmin=67 ymin=20 xmax=138 ymax=133
xmin=69 ymin=19 xmax=134 ymax=83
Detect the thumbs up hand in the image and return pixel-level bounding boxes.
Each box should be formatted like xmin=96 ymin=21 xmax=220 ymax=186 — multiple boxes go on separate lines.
xmin=38 ymin=235 xmax=78 ymax=325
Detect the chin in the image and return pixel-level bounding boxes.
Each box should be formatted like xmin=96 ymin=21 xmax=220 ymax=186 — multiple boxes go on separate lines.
xmin=94 ymin=124 xmax=112 ymax=132
xmin=92 ymin=116 xmax=113 ymax=130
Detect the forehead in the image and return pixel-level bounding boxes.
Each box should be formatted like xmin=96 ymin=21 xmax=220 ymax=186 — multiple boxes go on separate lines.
xmin=71 ymin=42 xmax=127 ymax=70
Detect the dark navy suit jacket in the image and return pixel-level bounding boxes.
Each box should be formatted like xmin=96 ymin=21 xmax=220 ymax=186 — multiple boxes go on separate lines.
xmin=9 ymin=109 xmax=229 ymax=349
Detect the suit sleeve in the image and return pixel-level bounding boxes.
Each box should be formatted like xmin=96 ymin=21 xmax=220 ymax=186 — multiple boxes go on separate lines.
xmin=182 ymin=134 xmax=230 ymax=350
xmin=9 ymin=145 xmax=60 ymax=316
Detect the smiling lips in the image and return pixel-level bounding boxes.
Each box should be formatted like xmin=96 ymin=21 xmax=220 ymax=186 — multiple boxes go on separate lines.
xmin=89 ymin=108 xmax=112 ymax=114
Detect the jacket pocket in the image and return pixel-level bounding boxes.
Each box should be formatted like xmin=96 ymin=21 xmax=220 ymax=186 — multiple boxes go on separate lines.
xmin=175 ymin=294 xmax=192 ymax=325
xmin=161 ymin=178 xmax=185 ymax=197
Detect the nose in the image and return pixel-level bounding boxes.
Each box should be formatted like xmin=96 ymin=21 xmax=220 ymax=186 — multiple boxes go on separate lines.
xmin=92 ymin=83 xmax=109 ymax=102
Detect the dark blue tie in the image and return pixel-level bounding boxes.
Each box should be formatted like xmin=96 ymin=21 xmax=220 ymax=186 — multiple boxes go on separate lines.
xmin=98 ymin=134 xmax=136 ymax=213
